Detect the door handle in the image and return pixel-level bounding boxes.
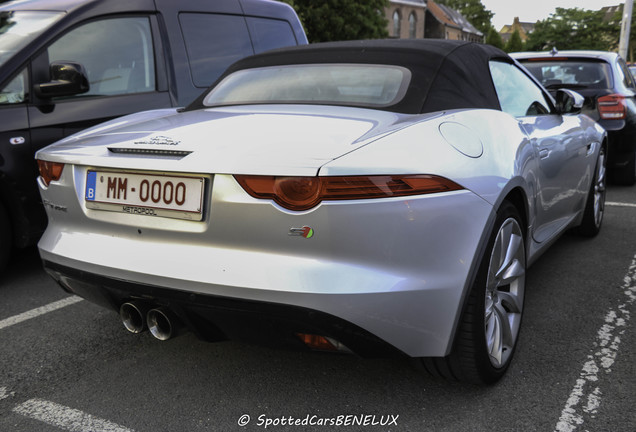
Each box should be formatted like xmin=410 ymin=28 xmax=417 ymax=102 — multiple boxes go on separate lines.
xmin=539 ymin=149 xmax=550 ymax=159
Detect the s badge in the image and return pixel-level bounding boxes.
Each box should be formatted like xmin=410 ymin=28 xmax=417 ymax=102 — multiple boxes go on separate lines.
xmin=289 ymin=226 xmax=314 ymax=238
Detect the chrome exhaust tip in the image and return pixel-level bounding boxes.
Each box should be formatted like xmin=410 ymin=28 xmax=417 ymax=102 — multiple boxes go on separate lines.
xmin=147 ymin=307 xmax=179 ymax=341
xmin=120 ymin=302 xmax=148 ymax=334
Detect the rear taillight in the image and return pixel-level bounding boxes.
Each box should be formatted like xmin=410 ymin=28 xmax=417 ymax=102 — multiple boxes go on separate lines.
xmin=598 ymin=94 xmax=627 ymax=120
xmin=37 ymin=159 xmax=65 ymax=186
xmin=234 ymin=175 xmax=463 ymax=211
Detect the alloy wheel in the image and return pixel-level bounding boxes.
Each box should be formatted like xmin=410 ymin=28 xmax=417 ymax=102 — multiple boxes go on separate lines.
xmin=593 ymin=148 xmax=607 ymax=228
xmin=484 ymin=217 xmax=526 ymax=368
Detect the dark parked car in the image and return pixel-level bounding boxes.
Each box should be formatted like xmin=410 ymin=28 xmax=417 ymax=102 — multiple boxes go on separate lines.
xmin=513 ymin=50 xmax=636 ymax=185
xmin=0 ymin=0 xmax=307 ymax=272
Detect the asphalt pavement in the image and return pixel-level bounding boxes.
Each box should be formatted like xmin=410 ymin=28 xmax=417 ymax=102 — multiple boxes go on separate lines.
xmin=0 ymin=185 xmax=634 ymax=432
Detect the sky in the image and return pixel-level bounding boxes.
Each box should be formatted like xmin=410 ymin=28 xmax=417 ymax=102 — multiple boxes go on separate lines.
xmin=480 ymin=0 xmax=621 ymax=31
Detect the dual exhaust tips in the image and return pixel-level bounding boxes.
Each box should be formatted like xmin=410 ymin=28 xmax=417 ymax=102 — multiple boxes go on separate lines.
xmin=120 ymin=302 xmax=180 ymax=341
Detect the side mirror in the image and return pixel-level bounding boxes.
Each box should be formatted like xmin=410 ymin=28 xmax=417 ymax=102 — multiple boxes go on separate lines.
xmin=34 ymin=62 xmax=90 ymax=99
xmin=555 ymin=89 xmax=584 ymax=114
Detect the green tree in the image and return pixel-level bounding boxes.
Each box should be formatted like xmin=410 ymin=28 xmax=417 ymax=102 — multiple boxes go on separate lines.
xmin=436 ymin=0 xmax=494 ymax=35
xmin=281 ymin=0 xmax=389 ymax=43
xmin=525 ymin=7 xmax=618 ymax=51
xmin=485 ymin=26 xmax=504 ymax=49
xmin=505 ymin=28 xmax=523 ymax=52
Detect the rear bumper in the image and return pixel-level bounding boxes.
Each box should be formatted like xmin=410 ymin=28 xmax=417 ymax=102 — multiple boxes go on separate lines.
xmin=597 ymin=118 xmax=625 ymax=132
xmin=38 ymin=170 xmax=495 ymax=357
xmin=38 ymin=194 xmax=494 ymax=358
xmin=43 ymin=260 xmax=406 ymax=357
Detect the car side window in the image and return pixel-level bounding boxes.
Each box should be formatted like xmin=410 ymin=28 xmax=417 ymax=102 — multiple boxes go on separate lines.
xmin=489 ymin=61 xmax=553 ymax=117
xmin=47 ymin=17 xmax=156 ymax=98
xmin=0 ymin=68 xmax=28 ymax=105
xmin=617 ymin=59 xmax=636 ymax=89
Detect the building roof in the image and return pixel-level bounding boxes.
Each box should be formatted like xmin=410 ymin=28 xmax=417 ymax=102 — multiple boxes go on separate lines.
xmin=389 ymin=0 xmax=426 ymax=6
xmin=498 ymin=17 xmax=535 ymax=43
xmin=500 ymin=18 xmax=535 ymax=36
xmin=426 ymin=0 xmax=460 ymax=30
xmin=600 ymin=5 xmax=622 ymax=24
xmin=426 ymin=0 xmax=482 ymax=36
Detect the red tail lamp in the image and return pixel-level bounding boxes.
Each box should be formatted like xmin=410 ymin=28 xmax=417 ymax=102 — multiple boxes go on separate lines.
xmin=37 ymin=159 xmax=65 ymax=186
xmin=235 ymin=175 xmax=463 ymax=211
xmin=598 ymin=94 xmax=627 ymax=120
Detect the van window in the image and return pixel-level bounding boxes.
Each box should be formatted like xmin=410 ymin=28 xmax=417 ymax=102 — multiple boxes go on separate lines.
xmin=179 ymin=13 xmax=254 ymax=88
xmin=246 ymin=17 xmax=297 ymax=54
xmin=47 ymin=17 xmax=156 ymax=98
xmin=0 ymin=68 xmax=27 ymax=105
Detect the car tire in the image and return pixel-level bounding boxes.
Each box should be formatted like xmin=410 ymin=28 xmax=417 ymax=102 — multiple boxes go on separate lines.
xmin=575 ymin=146 xmax=606 ymax=237
xmin=613 ymin=150 xmax=636 ymax=186
xmin=0 ymin=201 xmax=11 ymax=274
xmin=422 ymin=202 xmax=526 ymax=384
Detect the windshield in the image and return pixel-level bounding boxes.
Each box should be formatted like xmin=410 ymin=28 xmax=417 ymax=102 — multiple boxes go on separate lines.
xmin=203 ymin=64 xmax=412 ymax=109
xmin=520 ymin=59 xmax=612 ymax=90
xmin=0 ymin=11 xmax=65 ymax=68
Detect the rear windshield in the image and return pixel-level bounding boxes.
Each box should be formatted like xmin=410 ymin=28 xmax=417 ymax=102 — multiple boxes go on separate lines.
xmin=520 ymin=60 xmax=612 ymax=90
xmin=203 ymin=64 xmax=412 ymax=109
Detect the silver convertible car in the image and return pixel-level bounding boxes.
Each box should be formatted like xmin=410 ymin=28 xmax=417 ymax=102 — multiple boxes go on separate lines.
xmin=36 ymin=40 xmax=606 ymax=384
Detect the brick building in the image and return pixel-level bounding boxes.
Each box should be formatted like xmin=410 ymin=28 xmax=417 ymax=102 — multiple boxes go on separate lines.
xmin=385 ymin=0 xmax=482 ymax=42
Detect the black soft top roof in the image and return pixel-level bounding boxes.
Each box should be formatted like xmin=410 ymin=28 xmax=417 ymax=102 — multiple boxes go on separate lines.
xmin=186 ymin=39 xmax=510 ymax=114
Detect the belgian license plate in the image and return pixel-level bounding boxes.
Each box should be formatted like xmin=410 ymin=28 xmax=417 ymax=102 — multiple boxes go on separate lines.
xmin=85 ymin=171 xmax=204 ymax=221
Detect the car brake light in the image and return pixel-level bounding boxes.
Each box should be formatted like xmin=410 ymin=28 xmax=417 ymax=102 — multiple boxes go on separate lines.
xmin=234 ymin=175 xmax=463 ymax=211
xmin=523 ymin=57 xmax=570 ymax=61
xmin=598 ymin=94 xmax=627 ymax=120
xmin=37 ymin=159 xmax=65 ymax=186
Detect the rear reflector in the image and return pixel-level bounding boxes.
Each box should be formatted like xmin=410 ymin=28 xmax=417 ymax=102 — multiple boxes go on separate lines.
xmin=296 ymin=333 xmax=351 ymax=353
xmin=598 ymin=94 xmax=627 ymax=120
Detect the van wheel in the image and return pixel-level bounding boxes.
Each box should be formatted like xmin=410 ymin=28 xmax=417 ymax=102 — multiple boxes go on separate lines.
xmin=0 ymin=201 xmax=11 ymax=274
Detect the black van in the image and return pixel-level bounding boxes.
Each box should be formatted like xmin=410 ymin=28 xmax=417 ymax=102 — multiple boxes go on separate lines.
xmin=0 ymin=0 xmax=306 ymax=271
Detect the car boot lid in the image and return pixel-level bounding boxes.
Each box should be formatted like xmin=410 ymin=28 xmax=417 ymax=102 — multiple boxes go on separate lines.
xmin=36 ymin=105 xmax=434 ymax=176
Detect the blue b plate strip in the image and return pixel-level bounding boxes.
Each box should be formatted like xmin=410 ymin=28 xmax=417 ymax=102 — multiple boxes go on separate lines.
xmin=85 ymin=171 xmax=96 ymax=201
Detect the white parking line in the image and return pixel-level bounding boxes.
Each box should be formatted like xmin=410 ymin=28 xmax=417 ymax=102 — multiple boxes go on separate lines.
xmin=13 ymin=398 xmax=135 ymax=432
xmin=554 ymin=255 xmax=636 ymax=432
xmin=0 ymin=387 xmax=14 ymax=401
xmin=0 ymin=297 xmax=83 ymax=331
xmin=606 ymin=201 xmax=636 ymax=208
